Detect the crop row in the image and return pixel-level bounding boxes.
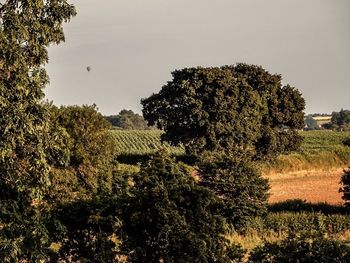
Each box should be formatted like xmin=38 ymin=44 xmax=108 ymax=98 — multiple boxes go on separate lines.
xmin=111 ymin=130 xmax=350 ymax=155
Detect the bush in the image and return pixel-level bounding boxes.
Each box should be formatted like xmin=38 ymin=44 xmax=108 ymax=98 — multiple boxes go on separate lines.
xmin=249 ymin=233 xmax=350 ymax=262
xmin=46 ymin=104 xmax=117 ymax=203
xmin=340 ymin=167 xmax=350 ymax=207
xmin=52 ymin=196 xmax=125 ymax=262
xmin=199 ymin=154 xmax=270 ymax=229
xmin=268 ymin=199 xmax=348 ymax=214
xmin=342 ymin=137 xmax=350 ymax=147
xmin=122 ymin=150 xmax=245 ymax=262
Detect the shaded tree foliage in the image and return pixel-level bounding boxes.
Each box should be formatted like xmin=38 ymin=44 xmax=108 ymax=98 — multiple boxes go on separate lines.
xmin=330 ymin=109 xmax=350 ymax=131
xmin=199 ymin=154 xmax=270 ymax=229
xmin=122 ymin=151 xmax=245 ymax=262
xmin=52 ymin=196 xmax=125 ymax=262
xmin=105 ymin=109 xmax=150 ymax=130
xmin=249 ymin=233 xmax=350 ymax=263
xmin=340 ymin=167 xmax=350 ymax=207
xmin=0 ymin=1 xmax=76 ymax=261
xmin=46 ymin=104 xmax=117 ymax=203
xmin=142 ymin=64 xmax=305 ymax=160
xmin=304 ymin=115 xmax=318 ymax=130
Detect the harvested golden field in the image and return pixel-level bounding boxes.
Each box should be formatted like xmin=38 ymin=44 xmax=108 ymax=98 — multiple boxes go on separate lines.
xmin=267 ymin=168 xmax=345 ymax=205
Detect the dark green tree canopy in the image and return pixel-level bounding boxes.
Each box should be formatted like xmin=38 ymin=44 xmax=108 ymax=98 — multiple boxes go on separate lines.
xmin=142 ymin=64 xmax=305 ymax=159
xmin=340 ymin=167 xmax=350 ymax=207
xmin=105 ymin=109 xmax=150 ymax=130
xmin=122 ymin=150 xmax=244 ymax=262
xmin=0 ymin=1 xmax=76 ymax=261
xmin=330 ymin=109 xmax=350 ymax=131
xmin=331 ymin=109 xmax=350 ymax=126
xmin=199 ymin=155 xmax=270 ymax=229
xmin=304 ymin=115 xmax=318 ymax=130
xmin=46 ymin=104 xmax=117 ymax=203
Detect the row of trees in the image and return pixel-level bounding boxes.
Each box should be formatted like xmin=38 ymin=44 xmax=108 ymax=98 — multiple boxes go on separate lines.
xmin=104 ymin=109 xmax=151 ymax=130
xmin=305 ymin=109 xmax=350 ymax=130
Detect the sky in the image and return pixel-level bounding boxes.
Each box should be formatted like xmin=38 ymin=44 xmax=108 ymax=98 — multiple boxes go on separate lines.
xmin=46 ymin=0 xmax=350 ymax=115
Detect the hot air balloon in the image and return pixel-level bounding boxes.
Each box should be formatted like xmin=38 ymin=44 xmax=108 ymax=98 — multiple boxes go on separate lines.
xmin=86 ymin=66 xmax=91 ymax=72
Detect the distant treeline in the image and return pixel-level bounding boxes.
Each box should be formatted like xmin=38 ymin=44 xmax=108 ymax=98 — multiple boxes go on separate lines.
xmin=104 ymin=109 xmax=153 ymax=130
xmin=305 ymin=109 xmax=350 ymax=131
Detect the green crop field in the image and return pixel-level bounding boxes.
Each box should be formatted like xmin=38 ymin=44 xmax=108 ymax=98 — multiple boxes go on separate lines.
xmin=111 ymin=129 xmax=184 ymax=155
xmin=111 ymin=129 xmax=350 ymax=155
xmin=300 ymin=130 xmax=350 ymax=153
xmin=111 ymin=129 xmax=350 ymax=172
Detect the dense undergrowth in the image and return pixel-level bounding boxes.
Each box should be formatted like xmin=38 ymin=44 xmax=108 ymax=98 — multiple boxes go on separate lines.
xmin=229 ymin=199 xmax=350 ymax=257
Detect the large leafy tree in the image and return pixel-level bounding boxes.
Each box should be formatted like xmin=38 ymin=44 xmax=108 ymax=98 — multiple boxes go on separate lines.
xmin=0 ymin=1 xmax=75 ymax=261
xmin=141 ymin=64 xmax=305 ymax=160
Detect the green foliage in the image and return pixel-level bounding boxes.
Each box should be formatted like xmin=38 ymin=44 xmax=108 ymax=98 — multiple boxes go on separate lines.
xmin=330 ymin=109 xmax=350 ymax=131
xmin=142 ymin=64 xmax=305 ymax=160
xmin=340 ymin=167 xmax=350 ymax=207
xmin=343 ymin=137 xmax=350 ymax=147
xmin=332 ymin=109 xmax=350 ymax=126
xmin=46 ymin=104 xmax=117 ymax=203
xmin=304 ymin=115 xmax=318 ymax=129
xmin=105 ymin=109 xmax=151 ymax=130
xmin=268 ymin=199 xmax=348 ymax=215
xmin=241 ymin=212 xmax=350 ymax=239
xmin=52 ymin=196 xmax=125 ymax=262
xmin=249 ymin=233 xmax=350 ymax=263
xmin=199 ymin=155 xmax=270 ymax=229
xmin=0 ymin=1 xmax=75 ymax=261
xmin=258 ymin=212 xmax=350 ymax=235
xmin=122 ymin=150 xmax=245 ymax=262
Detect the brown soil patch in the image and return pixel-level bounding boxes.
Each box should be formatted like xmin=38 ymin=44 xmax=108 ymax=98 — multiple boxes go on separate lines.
xmin=267 ymin=168 xmax=345 ymax=205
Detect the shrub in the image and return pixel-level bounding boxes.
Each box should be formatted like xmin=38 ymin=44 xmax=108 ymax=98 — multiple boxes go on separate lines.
xmin=199 ymin=154 xmax=270 ymax=229
xmin=340 ymin=167 xmax=350 ymax=207
xmin=249 ymin=233 xmax=350 ymax=262
xmin=122 ymin=150 xmax=245 ymax=262
xmin=268 ymin=199 xmax=348 ymax=214
xmin=46 ymin=104 xmax=117 ymax=203
xmin=342 ymin=137 xmax=350 ymax=147
xmin=52 ymin=197 xmax=124 ymax=262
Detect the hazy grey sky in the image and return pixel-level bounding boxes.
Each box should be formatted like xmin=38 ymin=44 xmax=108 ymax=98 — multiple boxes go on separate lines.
xmin=46 ymin=0 xmax=350 ymax=115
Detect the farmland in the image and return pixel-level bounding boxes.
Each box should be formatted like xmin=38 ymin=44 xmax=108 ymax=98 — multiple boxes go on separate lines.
xmin=112 ymin=129 xmax=183 ymax=155
xmin=112 ymin=130 xmax=350 ymax=168
xmin=112 ymin=130 xmax=350 ymax=205
xmin=111 ymin=129 xmax=350 ymax=253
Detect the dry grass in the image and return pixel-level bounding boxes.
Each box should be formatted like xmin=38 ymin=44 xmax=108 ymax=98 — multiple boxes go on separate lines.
xmin=266 ymin=168 xmax=345 ymax=205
